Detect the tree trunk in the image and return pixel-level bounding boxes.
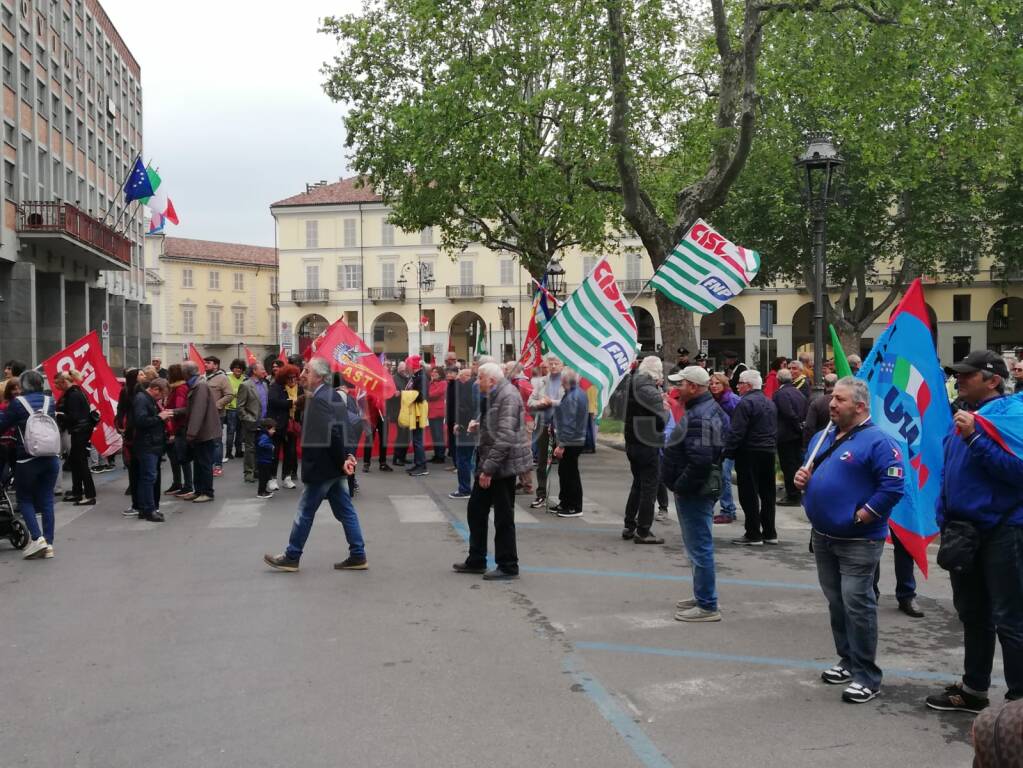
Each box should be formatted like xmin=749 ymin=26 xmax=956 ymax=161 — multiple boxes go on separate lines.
xmin=655 ymin=291 xmax=697 ymax=359
xmin=831 ymin=317 xmax=861 ymax=362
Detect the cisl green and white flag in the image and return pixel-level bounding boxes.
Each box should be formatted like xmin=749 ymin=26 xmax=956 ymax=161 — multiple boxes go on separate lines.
xmin=541 ymin=259 xmax=637 ymax=415
xmin=650 ymin=219 xmax=760 ymax=313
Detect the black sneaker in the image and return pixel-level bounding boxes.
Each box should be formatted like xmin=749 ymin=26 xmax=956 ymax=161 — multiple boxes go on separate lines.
xmin=842 ymin=682 xmax=879 ymax=703
xmin=557 ymin=509 xmax=584 ymax=518
xmin=731 ymin=536 xmax=764 ymax=546
xmin=449 ymin=491 xmax=471 ymax=499
xmin=548 ymin=503 xmax=566 ymax=513
xmin=821 ymin=665 xmax=853 ymax=685
xmin=379 ymin=464 xmax=394 ymax=472
xmin=634 ymin=532 xmax=665 ymax=544
xmin=925 ymin=683 xmax=989 ymax=713
xmin=452 ymin=562 xmax=487 ymax=574
xmin=409 ymin=466 xmax=429 ymax=477
xmin=334 ymin=557 xmax=368 ymax=570
xmin=264 ymin=553 xmax=299 ymax=572
xmin=621 ymin=528 xmax=635 ymax=540
xmin=529 ymin=497 xmax=547 ymax=509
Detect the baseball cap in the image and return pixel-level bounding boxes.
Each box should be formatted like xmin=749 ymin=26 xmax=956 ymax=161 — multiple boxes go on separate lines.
xmin=666 ymin=371 xmax=685 ymax=383
xmin=679 ymin=365 xmax=710 ymax=386
xmin=951 ymin=350 xmax=1009 ymax=378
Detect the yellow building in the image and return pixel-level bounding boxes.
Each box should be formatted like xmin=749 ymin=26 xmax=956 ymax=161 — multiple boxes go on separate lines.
xmin=144 ymin=235 xmax=278 ymax=366
xmin=271 ymin=177 xmax=1023 ymax=368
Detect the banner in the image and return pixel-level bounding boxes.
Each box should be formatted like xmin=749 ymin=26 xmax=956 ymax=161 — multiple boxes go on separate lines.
xmin=187 ymin=343 xmax=205 ymax=370
xmin=309 ymin=317 xmax=397 ymax=406
xmin=244 ymin=346 xmax=258 ymax=366
xmin=43 ymin=331 xmax=123 ymax=457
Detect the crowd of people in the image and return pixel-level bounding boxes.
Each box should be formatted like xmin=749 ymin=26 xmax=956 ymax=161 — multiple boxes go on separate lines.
xmin=2 ymin=340 xmax=1021 ymax=722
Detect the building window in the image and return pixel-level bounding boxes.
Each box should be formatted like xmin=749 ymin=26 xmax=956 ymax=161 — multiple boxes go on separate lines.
xmin=459 ymin=259 xmax=474 ymax=286
xmin=182 ymin=268 xmax=193 ymax=288
xmin=182 ymin=307 xmax=195 ymax=334
xmin=344 ymin=310 xmax=359 ymax=328
xmin=19 ymin=64 xmax=29 ymax=101
xmin=305 ymin=263 xmax=319 ymax=290
xmin=499 ymin=259 xmax=514 ymax=286
xmin=233 ymin=272 xmax=244 ymax=291
xmin=1 ymin=46 xmax=12 ymax=88
xmin=233 ymin=310 xmax=245 ymax=336
xmin=305 ymin=219 xmax=318 ymax=248
xmin=3 ymin=160 xmax=14 ymax=201
xmin=344 ymin=218 xmax=356 ymax=247
xmin=381 ymin=220 xmax=394 ymax=246
xmin=381 ymin=262 xmax=395 ymax=288
xmin=338 ymin=263 xmax=362 ymax=290
xmin=2 ymin=122 xmax=13 ymax=146
xmin=269 ymin=275 xmax=278 ymax=295
xmin=420 ymin=226 xmax=433 ymax=245
xmin=582 ymin=255 xmax=597 ymax=277
xmin=626 ymin=252 xmax=642 ymax=282
xmin=759 ymin=300 xmax=777 ymax=337
xmin=209 ymin=309 xmax=221 ymax=338
xmin=953 ymin=294 xmax=971 ymax=322
xmin=209 ymin=271 xmax=220 ymax=290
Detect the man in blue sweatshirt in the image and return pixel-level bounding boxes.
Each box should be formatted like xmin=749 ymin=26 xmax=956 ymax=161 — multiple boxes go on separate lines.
xmin=551 ymin=369 xmax=590 ymax=519
xmin=925 ymin=350 xmax=1023 ymax=714
xmin=795 ymin=377 xmax=904 ymax=704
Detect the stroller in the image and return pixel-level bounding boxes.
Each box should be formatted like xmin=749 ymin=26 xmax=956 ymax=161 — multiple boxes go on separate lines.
xmin=0 ymin=464 xmax=29 ymax=551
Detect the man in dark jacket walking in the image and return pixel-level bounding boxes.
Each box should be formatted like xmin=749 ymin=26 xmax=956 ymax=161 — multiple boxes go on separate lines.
xmin=264 ymin=357 xmax=366 ymax=572
xmin=184 ymin=361 xmax=221 ymax=503
xmin=724 ymin=370 xmax=778 ymax=545
xmin=662 ymin=366 xmax=728 ymax=622
xmin=774 ymin=368 xmax=809 ymax=506
xmin=448 ymin=367 xmax=479 ymax=499
xmin=622 ymin=355 xmax=667 ymax=543
xmin=133 ymin=378 xmax=172 ymax=522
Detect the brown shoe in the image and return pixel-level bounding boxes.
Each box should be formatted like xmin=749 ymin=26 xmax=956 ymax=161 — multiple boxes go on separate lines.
xmin=334 ymin=557 xmax=368 ymax=570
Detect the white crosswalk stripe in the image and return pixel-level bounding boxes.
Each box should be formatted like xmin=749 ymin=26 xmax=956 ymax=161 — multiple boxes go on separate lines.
xmin=390 ymin=494 xmax=447 ymax=523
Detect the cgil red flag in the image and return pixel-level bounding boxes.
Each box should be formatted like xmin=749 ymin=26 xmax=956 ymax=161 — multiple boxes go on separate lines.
xmin=277 ymin=346 xmax=288 ymax=363
xmin=244 ymin=346 xmax=258 ymax=366
xmin=43 ymin=331 xmax=123 ymax=457
xmin=311 ymin=317 xmax=396 ymax=406
xmin=187 ymin=343 xmax=205 ymax=370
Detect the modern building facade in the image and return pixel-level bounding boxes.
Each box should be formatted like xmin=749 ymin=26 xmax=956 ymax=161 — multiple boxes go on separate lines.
xmin=1 ymin=0 xmax=148 ymax=368
xmin=272 ymin=177 xmax=1023 ymax=369
xmin=144 ymin=235 xmax=277 ymax=366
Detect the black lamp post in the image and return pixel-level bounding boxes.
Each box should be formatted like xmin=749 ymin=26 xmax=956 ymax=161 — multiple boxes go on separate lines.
xmin=796 ymin=132 xmax=844 ymax=392
xmin=398 ymin=258 xmax=435 ymax=357
xmin=546 ymin=257 xmax=566 ymax=297
xmin=499 ymin=298 xmax=514 ymax=361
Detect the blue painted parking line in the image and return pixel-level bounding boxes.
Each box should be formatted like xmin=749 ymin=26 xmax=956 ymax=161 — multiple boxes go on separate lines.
xmin=521 ymin=564 xmax=820 ymax=591
xmin=564 ymin=654 xmax=676 ymax=768
xmin=573 ymin=641 xmax=1004 ymax=686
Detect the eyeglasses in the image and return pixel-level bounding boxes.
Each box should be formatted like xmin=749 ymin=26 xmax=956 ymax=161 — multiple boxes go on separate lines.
xmin=1015 ymin=368 xmax=1023 ymax=373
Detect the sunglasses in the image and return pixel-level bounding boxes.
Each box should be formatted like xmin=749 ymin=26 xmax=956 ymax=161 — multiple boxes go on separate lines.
xmin=1015 ymin=368 xmax=1023 ymax=373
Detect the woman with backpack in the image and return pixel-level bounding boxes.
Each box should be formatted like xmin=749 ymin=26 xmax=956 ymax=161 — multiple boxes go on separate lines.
xmin=54 ymin=370 xmax=97 ymax=506
xmin=0 ymin=370 xmax=61 ymax=559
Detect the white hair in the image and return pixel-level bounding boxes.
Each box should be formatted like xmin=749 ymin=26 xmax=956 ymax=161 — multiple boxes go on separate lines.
xmin=478 ymin=362 xmax=505 ymax=381
xmin=638 ymin=356 xmax=663 ymax=379
xmin=777 ymin=368 xmax=793 ymax=383
xmin=543 ymin=353 xmax=562 ymax=364
xmin=739 ymin=369 xmax=762 ymax=389
xmin=836 ymin=376 xmax=870 ymax=407
xmin=561 ymin=367 xmax=579 ymax=385
xmin=848 ymin=354 xmax=862 ymax=365
xmin=308 ymin=357 xmax=331 ymax=380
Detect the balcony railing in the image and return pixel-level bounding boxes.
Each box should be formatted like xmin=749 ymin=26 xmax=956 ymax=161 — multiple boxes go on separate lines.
xmin=367 ymin=286 xmax=405 ymax=302
xmin=617 ymin=278 xmax=653 ymax=295
xmin=447 ymin=284 xmax=485 ymax=300
xmin=291 ymin=289 xmax=330 ymax=303
xmin=16 ymin=201 xmax=132 ymax=265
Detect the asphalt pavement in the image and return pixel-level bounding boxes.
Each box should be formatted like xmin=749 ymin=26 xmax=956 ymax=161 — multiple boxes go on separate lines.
xmin=0 ymin=447 xmax=994 ymax=767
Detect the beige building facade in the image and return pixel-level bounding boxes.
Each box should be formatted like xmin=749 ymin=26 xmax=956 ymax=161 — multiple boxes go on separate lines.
xmin=144 ymin=234 xmax=278 ymax=366
xmin=271 ymin=178 xmax=1023 ymax=369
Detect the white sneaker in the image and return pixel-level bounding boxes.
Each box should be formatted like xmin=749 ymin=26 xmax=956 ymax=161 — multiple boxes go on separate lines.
xmin=43 ymin=545 xmax=54 ymax=559
xmin=23 ymin=537 xmax=48 ymax=559
xmin=282 ymin=476 xmax=296 ymax=490
xmin=267 ymin=479 xmax=279 ymax=492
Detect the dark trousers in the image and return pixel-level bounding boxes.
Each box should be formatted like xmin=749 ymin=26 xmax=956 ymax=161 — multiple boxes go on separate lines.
xmin=174 ymin=436 xmax=193 ymax=492
xmin=557 ymin=445 xmax=584 ymax=511
xmin=225 ymin=410 xmax=243 ymax=457
xmin=950 ymin=525 xmax=1023 ymax=698
xmin=364 ymin=417 xmax=388 ymax=466
xmin=873 ymin=531 xmax=917 ymax=601
xmin=273 ymin=432 xmax=298 ymax=480
xmin=624 ymin=444 xmax=659 ymax=535
xmin=128 ymin=450 xmax=140 ymax=510
xmin=393 ymin=426 xmax=410 ymax=463
xmin=257 ymin=464 xmax=273 ymax=495
xmin=241 ymin=421 xmax=257 ymax=480
xmin=192 ymin=439 xmax=215 ymax=497
xmin=69 ymin=431 xmax=96 ymax=499
xmin=535 ymin=422 xmax=555 ymax=497
xmin=778 ymin=439 xmax=803 ymax=499
xmin=136 ymin=450 xmax=162 ymax=515
xmin=735 ymin=449 xmax=777 ymax=541
xmin=429 ymin=419 xmax=446 ymax=460
xmin=466 ymin=474 xmax=518 ymax=573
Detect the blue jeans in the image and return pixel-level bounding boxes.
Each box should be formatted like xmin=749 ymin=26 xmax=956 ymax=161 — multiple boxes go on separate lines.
xmin=15 ymin=456 xmax=59 ymax=543
xmin=136 ymin=451 xmax=161 ymax=514
xmin=718 ymin=457 xmax=736 ymax=517
xmin=950 ymin=524 xmax=1023 ymax=698
xmin=454 ymin=445 xmax=475 ymax=494
xmin=213 ymin=414 xmax=226 ymax=467
xmin=812 ymin=530 xmax=885 ymax=690
xmin=285 ymin=476 xmax=365 ymax=561
xmin=192 ymin=439 xmax=216 ymax=497
xmin=410 ymin=427 xmax=426 ymax=467
xmin=429 ymin=419 xmax=446 ymax=460
xmin=674 ymin=495 xmax=717 ymax=610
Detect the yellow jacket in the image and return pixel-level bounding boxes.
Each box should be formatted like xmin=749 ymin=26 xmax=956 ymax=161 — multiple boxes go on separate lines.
xmin=398 ymin=390 xmax=429 ymax=429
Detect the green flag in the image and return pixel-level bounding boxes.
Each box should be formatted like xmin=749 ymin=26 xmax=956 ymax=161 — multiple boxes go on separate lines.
xmin=474 ymin=322 xmax=487 ymax=356
xmin=829 ymin=324 xmax=853 ymax=378
xmin=140 ymin=166 xmax=162 ymax=206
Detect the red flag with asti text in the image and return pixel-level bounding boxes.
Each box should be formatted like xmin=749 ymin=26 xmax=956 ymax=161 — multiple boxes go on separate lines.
xmin=43 ymin=331 xmax=123 ymax=457
xmin=312 ymin=317 xmax=397 ymax=406
xmin=244 ymin=346 xmax=258 ymax=366
xmin=188 ymin=343 xmax=205 ymax=370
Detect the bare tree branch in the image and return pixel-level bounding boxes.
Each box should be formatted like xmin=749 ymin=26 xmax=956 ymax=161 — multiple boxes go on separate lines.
xmin=753 ymin=0 xmax=897 ymax=25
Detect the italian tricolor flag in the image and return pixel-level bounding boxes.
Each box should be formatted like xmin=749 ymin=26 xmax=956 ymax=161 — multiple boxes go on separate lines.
xmin=893 ymin=357 xmax=932 ymax=414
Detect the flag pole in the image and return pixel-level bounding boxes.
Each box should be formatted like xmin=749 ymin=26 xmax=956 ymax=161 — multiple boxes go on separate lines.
xmin=100 ymin=152 xmax=141 ymax=225
xmin=111 ymin=156 xmax=153 ymax=233
xmin=112 ymin=199 xmax=141 ymax=234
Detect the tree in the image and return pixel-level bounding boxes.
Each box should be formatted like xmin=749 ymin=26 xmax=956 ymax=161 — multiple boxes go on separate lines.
xmin=320 ymin=0 xmax=618 ymax=278
xmin=711 ymin=1 xmax=1023 ymax=353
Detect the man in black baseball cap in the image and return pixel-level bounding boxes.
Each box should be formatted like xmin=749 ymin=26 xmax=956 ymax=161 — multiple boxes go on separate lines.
xmin=950 ymin=350 xmax=1009 ymax=379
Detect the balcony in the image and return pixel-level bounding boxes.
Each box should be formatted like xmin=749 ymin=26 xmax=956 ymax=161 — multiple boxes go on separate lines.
xmin=447 ymin=284 xmax=485 ymax=300
xmin=16 ymin=202 xmax=132 ymax=271
xmin=367 ymin=286 xmax=405 ymax=303
xmin=291 ymin=289 xmax=330 ymax=304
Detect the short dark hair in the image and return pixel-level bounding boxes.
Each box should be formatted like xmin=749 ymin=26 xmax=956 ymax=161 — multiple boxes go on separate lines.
xmin=5 ymin=359 xmax=26 ymax=377
xmin=230 ymin=358 xmax=246 ymax=371
xmin=19 ymin=370 xmax=44 ymax=393
xmin=259 ymin=417 xmax=277 ymax=431
xmin=203 ymin=355 xmax=220 ymax=366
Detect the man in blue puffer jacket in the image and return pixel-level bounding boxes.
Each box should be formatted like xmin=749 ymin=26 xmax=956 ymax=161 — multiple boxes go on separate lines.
xmin=924 ymin=350 xmax=1023 ymax=714
xmin=795 ymin=376 xmax=903 ymax=705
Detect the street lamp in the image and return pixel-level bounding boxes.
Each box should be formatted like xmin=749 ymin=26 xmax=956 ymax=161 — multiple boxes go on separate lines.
xmin=499 ymin=298 xmax=514 ymax=361
xmin=398 ymin=258 xmax=435 ymax=358
xmin=796 ymin=132 xmax=844 ymax=392
xmin=546 ymin=257 xmax=566 ymax=297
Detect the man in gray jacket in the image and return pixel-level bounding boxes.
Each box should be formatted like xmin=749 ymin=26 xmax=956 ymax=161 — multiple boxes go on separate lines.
xmin=235 ymin=363 xmax=269 ymax=483
xmin=551 ymin=369 xmax=589 ymax=519
xmin=526 ymin=354 xmax=564 ymax=508
xmin=453 ymin=362 xmax=533 ymax=580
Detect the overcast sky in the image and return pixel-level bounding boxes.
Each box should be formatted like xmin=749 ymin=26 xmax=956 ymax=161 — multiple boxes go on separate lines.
xmin=101 ymin=0 xmax=361 ymax=247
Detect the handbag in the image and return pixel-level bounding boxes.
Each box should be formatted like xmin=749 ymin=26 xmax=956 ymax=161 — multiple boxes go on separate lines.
xmin=698 ymin=462 xmax=723 ymax=498
xmin=936 ymin=521 xmax=983 ymax=573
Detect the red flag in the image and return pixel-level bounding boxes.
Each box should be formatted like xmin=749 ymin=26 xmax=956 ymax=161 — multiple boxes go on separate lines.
xmin=519 ymin=292 xmax=543 ymax=369
xmin=278 ymin=346 xmax=287 ymax=363
xmin=188 ymin=343 xmax=205 ymax=370
xmin=164 ymin=198 xmax=179 ymax=225
xmin=313 ymin=317 xmax=397 ymax=405
xmin=244 ymin=346 xmax=258 ymax=366
xmin=43 ymin=331 xmax=123 ymax=457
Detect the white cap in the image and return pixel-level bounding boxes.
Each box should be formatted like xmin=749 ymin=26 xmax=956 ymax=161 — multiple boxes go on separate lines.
xmin=666 ymin=371 xmax=685 ymax=383
xmin=679 ymin=365 xmax=710 ymax=387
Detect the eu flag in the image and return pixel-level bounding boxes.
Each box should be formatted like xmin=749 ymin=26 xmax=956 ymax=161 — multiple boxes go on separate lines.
xmin=124 ymin=157 xmax=154 ymax=203
xmin=859 ymin=279 xmax=951 ymax=575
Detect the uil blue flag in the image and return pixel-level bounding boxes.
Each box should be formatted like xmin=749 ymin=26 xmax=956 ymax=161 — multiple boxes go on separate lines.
xmin=124 ymin=157 xmax=154 ymax=203
xmin=858 ymin=279 xmax=950 ymax=576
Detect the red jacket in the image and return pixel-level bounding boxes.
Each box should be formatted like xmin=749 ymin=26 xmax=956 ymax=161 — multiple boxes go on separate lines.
xmin=167 ymin=381 xmax=189 ymax=435
xmin=427 ymin=380 xmax=447 ymax=420
xmin=763 ymin=370 xmax=779 ymax=399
